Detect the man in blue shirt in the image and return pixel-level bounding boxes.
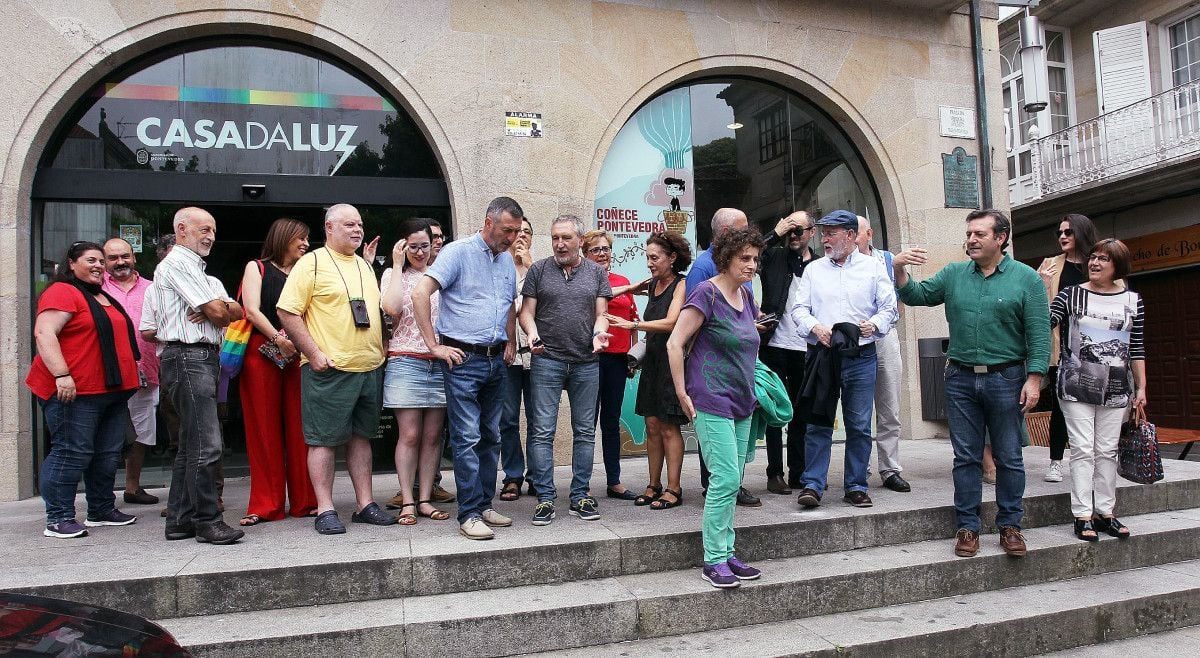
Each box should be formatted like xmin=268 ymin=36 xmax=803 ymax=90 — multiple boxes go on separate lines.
xmin=685 ymin=207 xmax=760 ymax=507
xmin=413 ymin=197 xmax=523 ymax=540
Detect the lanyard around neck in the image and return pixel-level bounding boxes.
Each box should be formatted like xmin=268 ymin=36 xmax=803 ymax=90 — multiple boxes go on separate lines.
xmin=324 ymin=248 xmax=364 ymax=299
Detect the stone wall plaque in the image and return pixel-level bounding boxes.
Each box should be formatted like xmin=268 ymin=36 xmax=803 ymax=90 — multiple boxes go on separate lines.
xmin=942 ymin=147 xmax=980 ymax=209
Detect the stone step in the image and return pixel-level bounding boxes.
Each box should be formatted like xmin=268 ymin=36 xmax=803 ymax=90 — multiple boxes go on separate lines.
xmin=1039 ymin=623 xmax=1200 ymax=656
xmin=157 ymin=508 xmax=1200 ymax=657
xmin=9 ymin=469 xmax=1200 ymax=621
xmin=545 ymin=558 xmax=1200 ymax=657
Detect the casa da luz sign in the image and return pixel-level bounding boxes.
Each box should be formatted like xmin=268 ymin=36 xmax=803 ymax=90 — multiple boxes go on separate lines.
xmin=1125 ymin=223 xmax=1200 ymax=273
xmin=134 ymin=118 xmax=360 ymax=173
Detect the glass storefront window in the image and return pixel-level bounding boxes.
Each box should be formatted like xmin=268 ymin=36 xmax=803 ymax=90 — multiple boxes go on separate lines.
xmin=44 ymin=41 xmax=441 ymax=179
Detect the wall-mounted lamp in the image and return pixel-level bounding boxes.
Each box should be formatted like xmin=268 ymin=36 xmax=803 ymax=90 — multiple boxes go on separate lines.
xmin=242 ymin=184 xmax=266 ymax=200
xmin=1019 ymin=15 xmax=1049 ymax=114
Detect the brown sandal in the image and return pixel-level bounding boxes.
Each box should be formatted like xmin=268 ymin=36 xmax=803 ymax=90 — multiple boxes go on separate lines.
xmin=499 ymin=481 xmax=521 ymax=502
xmin=417 ymin=499 xmax=450 ymax=521
xmin=397 ymin=503 xmax=418 ymax=525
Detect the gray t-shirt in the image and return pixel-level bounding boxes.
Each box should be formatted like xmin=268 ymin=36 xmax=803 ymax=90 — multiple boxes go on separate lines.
xmin=522 ymin=256 xmax=612 ymax=363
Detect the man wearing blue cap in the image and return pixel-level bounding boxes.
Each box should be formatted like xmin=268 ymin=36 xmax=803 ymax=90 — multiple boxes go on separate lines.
xmin=790 ymin=210 xmax=897 ymax=509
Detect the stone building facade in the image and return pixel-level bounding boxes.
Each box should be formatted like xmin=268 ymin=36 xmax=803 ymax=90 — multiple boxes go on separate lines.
xmin=0 ymin=0 xmax=1008 ymax=500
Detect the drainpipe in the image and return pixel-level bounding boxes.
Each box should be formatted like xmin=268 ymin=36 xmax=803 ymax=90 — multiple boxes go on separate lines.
xmin=969 ymin=0 xmax=994 ymax=209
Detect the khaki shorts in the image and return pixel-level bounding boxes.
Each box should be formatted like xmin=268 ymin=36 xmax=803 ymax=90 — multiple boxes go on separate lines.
xmin=300 ymin=365 xmax=383 ymax=447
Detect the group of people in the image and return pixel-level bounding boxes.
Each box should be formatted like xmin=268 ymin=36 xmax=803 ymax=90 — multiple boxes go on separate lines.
xmin=26 ymin=197 xmax=1147 ymax=589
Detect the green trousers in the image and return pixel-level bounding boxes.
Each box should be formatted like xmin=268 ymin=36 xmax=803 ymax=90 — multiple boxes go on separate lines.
xmin=694 ymin=410 xmax=751 ymax=565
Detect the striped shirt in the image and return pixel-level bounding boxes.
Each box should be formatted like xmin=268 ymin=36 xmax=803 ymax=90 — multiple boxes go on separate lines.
xmin=1049 ymin=285 xmax=1145 ymax=407
xmin=140 ymin=245 xmax=228 ymax=345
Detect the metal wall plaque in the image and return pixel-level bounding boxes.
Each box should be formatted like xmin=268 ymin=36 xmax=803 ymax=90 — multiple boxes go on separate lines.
xmin=942 ymin=147 xmax=980 ymax=209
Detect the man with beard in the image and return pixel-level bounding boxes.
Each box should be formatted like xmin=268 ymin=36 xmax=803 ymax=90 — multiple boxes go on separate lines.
xmin=150 ymin=207 xmax=244 ymax=544
xmin=520 ymin=214 xmax=612 ymax=526
xmin=792 ymin=210 xmax=896 ymax=510
xmin=101 ymin=238 xmax=160 ymax=507
xmin=278 ymin=203 xmax=396 ymax=535
xmin=413 ymin=197 xmax=523 ymax=540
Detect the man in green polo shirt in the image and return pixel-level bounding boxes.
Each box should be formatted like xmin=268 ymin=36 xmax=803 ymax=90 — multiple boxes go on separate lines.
xmin=893 ymin=209 xmax=1049 ymax=559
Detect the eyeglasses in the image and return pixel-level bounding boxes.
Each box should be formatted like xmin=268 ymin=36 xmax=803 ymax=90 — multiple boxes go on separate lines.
xmin=520 ymin=228 xmax=534 ymax=235
xmin=407 ymin=243 xmax=432 ymax=253
xmin=1056 ymin=228 xmax=1074 ymax=237
xmin=587 ymin=246 xmax=611 ymax=255
xmin=1087 ymin=253 xmax=1112 ymax=263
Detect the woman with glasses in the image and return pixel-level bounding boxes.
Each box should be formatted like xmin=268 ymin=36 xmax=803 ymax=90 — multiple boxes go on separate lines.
xmin=582 ymin=229 xmax=641 ymax=500
xmin=610 ymin=231 xmax=692 ymax=510
xmin=27 ymin=241 xmax=141 ymax=538
xmin=1037 ymin=214 xmax=1101 ymax=483
xmin=1048 ymin=239 xmax=1145 ymax=541
xmin=380 ymin=219 xmax=450 ymax=524
xmin=499 ymin=217 xmax=536 ymax=500
xmin=237 ymin=218 xmax=317 ymax=526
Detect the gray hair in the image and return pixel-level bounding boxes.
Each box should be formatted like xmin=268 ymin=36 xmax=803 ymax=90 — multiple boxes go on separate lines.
xmin=325 ymin=203 xmax=358 ymax=223
xmin=486 ymin=196 xmax=524 ymax=222
xmin=551 ymin=214 xmax=586 ymax=237
xmin=710 ymin=207 xmax=746 ymax=236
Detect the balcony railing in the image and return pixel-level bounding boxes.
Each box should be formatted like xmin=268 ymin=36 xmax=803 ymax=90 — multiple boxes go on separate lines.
xmin=1024 ymin=79 xmax=1200 ymax=201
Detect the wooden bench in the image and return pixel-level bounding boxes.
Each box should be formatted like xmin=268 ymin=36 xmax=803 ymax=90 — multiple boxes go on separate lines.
xmin=1158 ymin=427 xmax=1200 ymax=460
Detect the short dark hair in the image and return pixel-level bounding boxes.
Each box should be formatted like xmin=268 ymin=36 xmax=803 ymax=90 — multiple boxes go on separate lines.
xmin=966 ymin=208 xmax=1011 ymax=249
xmin=1091 ymin=238 xmax=1132 ymax=280
xmin=260 ymin=218 xmax=310 ymax=263
xmin=55 ymin=241 xmax=104 ymax=283
xmin=664 ymin=177 xmax=685 ymax=190
xmin=156 ymin=233 xmax=176 ymax=260
xmin=712 ymin=226 xmax=766 ymax=272
xmin=645 ymin=231 xmax=693 ymax=273
xmin=486 ymin=196 xmax=524 ymax=222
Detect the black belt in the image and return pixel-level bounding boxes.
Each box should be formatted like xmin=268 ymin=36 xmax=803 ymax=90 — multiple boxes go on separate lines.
xmin=440 ymin=336 xmax=506 ymax=357
xmin=950 ymin=359 xmax=1023 ymax=374
xmin=164 ymin=341 xmax=218 ymax=349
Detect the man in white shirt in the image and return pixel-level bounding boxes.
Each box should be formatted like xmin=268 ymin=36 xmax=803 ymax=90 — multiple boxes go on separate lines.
xmin=790 ymin=210 xmax=896 ymax=509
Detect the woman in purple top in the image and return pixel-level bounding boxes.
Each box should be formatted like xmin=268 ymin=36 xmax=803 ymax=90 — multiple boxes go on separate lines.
xmin=667 ymin=226 xmax=766 ymax=589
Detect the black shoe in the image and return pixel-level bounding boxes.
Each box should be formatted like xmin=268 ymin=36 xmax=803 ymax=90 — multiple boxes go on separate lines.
xmin=1094 ymin=516 xmax=1131 ymax=539
xmin=606 ymin=486 xmax=638 ymax=501
xmin=882 ymin=473 xmax=911 ymax=493
xmin=123 ymin=489 xmax=160 ymax=505
xmin=195 ymin=521 xmax=244 ymax=545
xmin=736 ymin=487 xmax=761 ymax=507
xmin=766 ymin=475 xmax=792 ymax=495
xmin=796 ymin=488 xmax=821 ymax=508
xmin=787 ymin=475 xmax=803 ymax=490
xmin=1073 ymin=519 xmax=1100 ymax=542
xmin=352 ymin=502 xmax=398 ymax=526
xmin=165 ymin=524 xmax=195 ymax=541
xmin=843 ymin=490 xmax=873 ymax=508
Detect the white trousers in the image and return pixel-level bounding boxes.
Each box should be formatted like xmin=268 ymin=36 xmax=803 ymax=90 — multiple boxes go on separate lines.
xmin=873 ymin=330 xmax=903 ymax=475
xmin=127 ymin=384 xmax=160 ymax=446
xmin=1060 ymin=399 xmax=1126 ymax=518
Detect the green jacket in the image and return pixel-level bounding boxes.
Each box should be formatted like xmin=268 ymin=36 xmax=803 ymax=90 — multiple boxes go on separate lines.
xmin=748 ymin=359 xmax=793 ymax=464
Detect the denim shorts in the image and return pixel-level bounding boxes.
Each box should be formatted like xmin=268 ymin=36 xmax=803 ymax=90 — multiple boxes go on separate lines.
xmin=300 ymin=365 xmax=383 ymax=446
xmin=382 ymin=355 xmax=447 ymax=409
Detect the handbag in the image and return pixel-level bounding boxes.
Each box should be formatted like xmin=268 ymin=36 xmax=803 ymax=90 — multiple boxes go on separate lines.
xmin=217 ymin=260 xmax=264 ymax=402
xmin=258 ymin=339 xmax=293 ymax=369
xmin=1117 ymin=407 xmax=1164 ymax=484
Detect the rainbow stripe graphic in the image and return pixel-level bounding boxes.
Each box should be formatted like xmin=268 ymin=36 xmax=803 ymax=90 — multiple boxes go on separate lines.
xmin=99 ymin=82 xmax=395 ymax=112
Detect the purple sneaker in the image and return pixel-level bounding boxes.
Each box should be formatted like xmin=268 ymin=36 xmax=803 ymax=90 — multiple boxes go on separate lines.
xmin=727 ymin=556 xmax=761 ymax=580
xmin=44 ymin=520 xmax=88 ymax=538
xmin=701 ymin=562 xmax=741 ymax=589
xmin=85 ymin=509 xmax=137 ymax=527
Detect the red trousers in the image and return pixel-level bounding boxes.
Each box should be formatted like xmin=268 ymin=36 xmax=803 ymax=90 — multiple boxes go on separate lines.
xmin=240 ymin=332 xmax=316 ymax=519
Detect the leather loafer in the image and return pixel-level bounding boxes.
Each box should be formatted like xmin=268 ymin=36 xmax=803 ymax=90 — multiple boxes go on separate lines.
xmin=195 ymin=521 xmax=244 ymax=545
xmin=123 ymin=488 xmax=160 ymax=505
xmin=843 ymin=490 xmax=873 ymax=507
xmin=165 ymin=524 xmax=195 ymax=541
xmin=735 ymin=487 xmax=761 ymax=507
xmin=999 ymin=526 xmax=1027 ymax=556
xmin=882 ymin=473 xmax=911 ymax=493
xmin=954 ymin=528 xmax=979 ymax=557
xmin=766 ymin=475 xmax=792 ymax=495
xmin=796 ymin=488 xmax=821 ymax=508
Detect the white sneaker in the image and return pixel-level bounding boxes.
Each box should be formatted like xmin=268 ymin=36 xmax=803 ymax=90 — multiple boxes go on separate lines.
xmin=459 ymin=517 xmax=494 ymax=540
xmin=481 ymin=508 xmax=512 ymax=527
xmin=1044 ymin=460 xmax=1064 ymax=482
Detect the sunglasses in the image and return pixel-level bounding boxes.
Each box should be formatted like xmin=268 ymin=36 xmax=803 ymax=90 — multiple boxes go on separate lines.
xmin=1056 ymin=228 xmax=1074 ymax=237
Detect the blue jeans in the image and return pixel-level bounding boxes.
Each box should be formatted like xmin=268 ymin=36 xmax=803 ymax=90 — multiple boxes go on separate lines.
xmin=801 ymin=352 xmax=877 ymax=497
xmin=160 ymin=344 xmax=224 ymax=529
xmin=39 ymin=390 xmax=134 ymax=523
xmin=945 ymin=361 xmax=1027 ymax=531
xmin=441 ymin=352 xmax=506 ymax=523
xmin=499 ymin=364 xmax=532 ymax=484
xmin=595 ymin=353 xmax=627 ymax=487
xmin=528 ymin=355 xmax=600 ymax=504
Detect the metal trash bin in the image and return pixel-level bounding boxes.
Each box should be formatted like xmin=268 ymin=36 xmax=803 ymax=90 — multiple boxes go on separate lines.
xmin=918 ymin=337 xmax=950 ymax=421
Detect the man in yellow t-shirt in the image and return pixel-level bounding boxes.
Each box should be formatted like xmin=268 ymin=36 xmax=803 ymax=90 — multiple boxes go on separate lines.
xmin=278 ymin=203 xmax=393 ymax=535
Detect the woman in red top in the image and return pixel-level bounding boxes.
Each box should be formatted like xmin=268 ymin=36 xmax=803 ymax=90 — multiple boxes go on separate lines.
xmin=236 ymin=218 xmax=317 ymax=526
xmin=583 ymin=229 xmax=641 ymax=500
xmin=26 ymin=241 xmax=141 ymax=539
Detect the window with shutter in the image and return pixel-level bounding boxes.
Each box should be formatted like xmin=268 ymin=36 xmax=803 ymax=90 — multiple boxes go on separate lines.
xmin=1093 ymin=21 xmax=1152 ymax=113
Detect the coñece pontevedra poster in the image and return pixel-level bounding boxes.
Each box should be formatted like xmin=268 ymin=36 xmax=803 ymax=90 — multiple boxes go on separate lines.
xmin=593 ymin=87 xmax=698 ymax=446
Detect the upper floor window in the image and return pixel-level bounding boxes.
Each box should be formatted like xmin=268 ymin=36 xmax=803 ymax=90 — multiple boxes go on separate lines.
xmin=1168 ymin=13 xmax=1200 ymax=87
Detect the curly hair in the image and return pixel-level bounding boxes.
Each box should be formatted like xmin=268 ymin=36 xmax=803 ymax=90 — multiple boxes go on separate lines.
xmin=645 ymin=231 xmax=693 ymax=273
xmin=712 ymin=226 xmax=766 ymax=272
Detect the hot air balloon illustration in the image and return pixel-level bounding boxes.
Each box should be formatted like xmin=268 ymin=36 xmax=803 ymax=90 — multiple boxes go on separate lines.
xmin=639 ymin=90 xmax=695 ymax=235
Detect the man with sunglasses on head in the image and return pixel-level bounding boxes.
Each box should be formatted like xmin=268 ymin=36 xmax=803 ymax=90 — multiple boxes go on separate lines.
xmin=757 ymin=210 xmax=817 ymax=495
